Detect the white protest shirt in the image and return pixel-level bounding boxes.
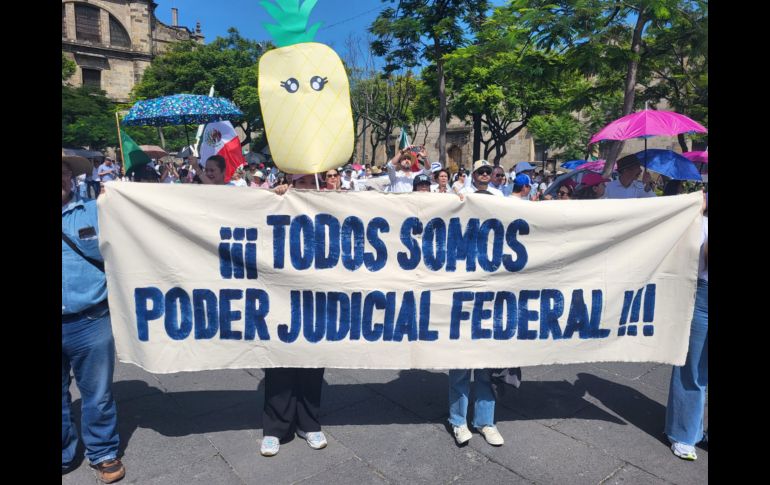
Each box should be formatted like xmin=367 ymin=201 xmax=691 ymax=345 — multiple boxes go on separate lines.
xmin=605 ymin=180 xmax=657 ymax=199
xmin=386 ymin=161 xmax=427 ymax=193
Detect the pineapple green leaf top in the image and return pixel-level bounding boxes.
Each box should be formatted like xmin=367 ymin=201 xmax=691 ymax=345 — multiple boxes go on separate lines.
xmin=259 ymin=0 xmax=323 ymax=47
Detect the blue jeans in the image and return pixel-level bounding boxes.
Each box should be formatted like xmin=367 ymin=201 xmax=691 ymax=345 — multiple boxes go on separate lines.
xmin=665 ymin=279 xmax=708 ymax=446
xmin=448 ymin=369 xmax=496 ymax=428
xmin=62 ymin=310 xmax=120 ymax=468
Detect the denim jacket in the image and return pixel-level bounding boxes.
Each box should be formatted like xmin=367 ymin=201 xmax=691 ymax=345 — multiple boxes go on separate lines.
xmin=62 ymin=196 xmax=107 ymax=314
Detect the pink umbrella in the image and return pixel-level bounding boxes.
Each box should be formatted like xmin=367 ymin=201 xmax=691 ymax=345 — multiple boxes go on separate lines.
xmin=589 ymin=110 xmax=707 ymax=144
xmin=575 ymin=160 xmax=615 ymax=172
xmin=682 ymin=151 xmax=708 ymax=163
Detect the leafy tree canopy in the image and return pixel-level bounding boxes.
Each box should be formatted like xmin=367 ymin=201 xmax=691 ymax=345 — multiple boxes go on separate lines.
xmin=132 ymin=28 xmax=268 ymax=149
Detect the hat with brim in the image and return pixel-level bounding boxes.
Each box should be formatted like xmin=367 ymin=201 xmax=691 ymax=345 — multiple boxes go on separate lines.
xmin=472 ymin=159 xmax=492 ymax=173
xmin=616 ymin=154 xmax=641 ymax=172
xmin=515 ymin=161 xmax=535 ymax=172
xmin=62 ymin=149 xmax=91 ymax=177
xmin=371 ymin=166 xmax=382 ymax=175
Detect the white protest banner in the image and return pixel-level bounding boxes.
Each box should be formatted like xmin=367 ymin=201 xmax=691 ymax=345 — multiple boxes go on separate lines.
xmin=97 ymin=183 xmax=703 ymax=374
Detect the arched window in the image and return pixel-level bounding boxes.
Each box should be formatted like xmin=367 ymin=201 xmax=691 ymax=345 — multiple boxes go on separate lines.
xmin=62 ymin=5 xmax=66 ymax=38
xmin=75 ymin=4 xmax=100 ymax=43
xmin=109 ymin=15 xmax=131 ymax=48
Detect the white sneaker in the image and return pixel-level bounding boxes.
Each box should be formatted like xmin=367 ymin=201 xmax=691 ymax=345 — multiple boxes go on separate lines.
xmin=453 ymin=424 xmax=472 ymax=445
xmin=477 ymin=425 xmax=504 ymax=446
xmin=260 ymin=436 xmax=280 ymax=456
xmin=671 ymin=441 xmax=697 ymax=461
xmin=297 ymin=429 xmax=327 ymax=450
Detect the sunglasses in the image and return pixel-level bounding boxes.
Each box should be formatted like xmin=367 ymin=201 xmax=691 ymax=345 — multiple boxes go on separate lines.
xmin=494 ymin=173 xmax=505 ymax=178
xmin=476 ymin=168 xmax=493 ymax=176
xmin=557 ymin=190 xmax=570 ymax=196
xmin=326 ymin=173 xmax=339 ymax=177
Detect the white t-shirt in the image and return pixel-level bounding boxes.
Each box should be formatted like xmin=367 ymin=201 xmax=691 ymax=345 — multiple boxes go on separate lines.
xmin=604 ymin=179 xmax=657 ymax=199
xmin=386 ymin=161 xmax=427 ymax=193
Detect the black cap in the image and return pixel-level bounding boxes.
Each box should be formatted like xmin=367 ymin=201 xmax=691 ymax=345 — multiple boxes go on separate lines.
xmin=413 ymin=174 xmax=432 ymax=188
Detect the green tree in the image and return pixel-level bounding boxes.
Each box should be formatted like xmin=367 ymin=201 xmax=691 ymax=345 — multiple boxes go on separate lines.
xmin=370 ymin=0 xmax=490 ymax=165
xmin=445 ymin=5 xmax=578 ymax=164
xmin=639 ymin=1 xmax=708 ymax=151
xmin=132 ymin=28 xmax=267 ymax=149
xmin=527 ymin=113 xmax=589 ymax=162
xmin=408 ymin=75 xmax=439 ymax=147
xmin=62 ymin=85 xmax=115 ymax=150
xmin=511 ymin=0 xmax=699 ymax=174
xmin=62 ymin=52 xmax=76 ymax=82
xmin=352 ymin=73 xmax=419 ymax=163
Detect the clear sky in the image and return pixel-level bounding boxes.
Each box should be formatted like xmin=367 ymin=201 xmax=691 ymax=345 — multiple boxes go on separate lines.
xmin=153 ymin=0 xmax=387 ymax=55
xmin=152 ymin=0 xmax=509 ymax=61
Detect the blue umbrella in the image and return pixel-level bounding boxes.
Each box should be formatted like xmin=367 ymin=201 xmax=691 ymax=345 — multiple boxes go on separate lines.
xmin=561 ymin=160 xmax=586 ymax=170
xmin=634 ymin=149 xmax=702 ymax=181
xmin=122 ymin=94 xmax=243 ymax=146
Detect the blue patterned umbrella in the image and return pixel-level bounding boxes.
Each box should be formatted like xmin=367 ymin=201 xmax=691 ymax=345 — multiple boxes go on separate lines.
xmin=122 ymin=94 xmax=243 ymax=146
xmin=634 ymin=149 xmax=702 ymax=181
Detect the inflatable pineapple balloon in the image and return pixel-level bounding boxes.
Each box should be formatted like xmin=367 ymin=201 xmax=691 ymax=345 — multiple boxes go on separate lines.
xmin=258 ymin=0 xmax=354 ymax=174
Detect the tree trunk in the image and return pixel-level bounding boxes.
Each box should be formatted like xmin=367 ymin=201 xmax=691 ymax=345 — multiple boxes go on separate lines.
xmin=361 ymin=119 xmax=367 ymax=163
xmin=494 ymin=142 xmax=507 ymax=165
xmin=436 ymin=57 xmax=448 ymax=165
xmin=157 ymin=127 xmax=166 ymax=150
xmin=677 ymin=133 xmax=689 ymax=153
xmin=473 ymin=113 xmax=481 ymax=161
xmin=604 ymin=10 xmax=648 ymax=178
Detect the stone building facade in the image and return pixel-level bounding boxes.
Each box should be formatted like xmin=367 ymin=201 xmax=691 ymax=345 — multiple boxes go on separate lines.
xmin=62 ymin=0 xmax=203 ymax=103
xmin=358 ymin=111 xmax=695 ymax=174
xmin=358 ymin=118 xmax=541 ymax=173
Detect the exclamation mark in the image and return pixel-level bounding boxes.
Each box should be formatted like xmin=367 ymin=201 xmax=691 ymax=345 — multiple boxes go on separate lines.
xmin=219 ymin=227 xmax=232 ymax=279
xmin=232 ymin=228 xmax=245 ymax=279
xmin=627 ymin=288 xmax=644 ymax=336
xmin=642 ymin=284 xmax=656 ymax=336
xmin=246 ymin=228 xmax=258 ymax=279
xmin=618 ymin=290 xmax=633 ymax=336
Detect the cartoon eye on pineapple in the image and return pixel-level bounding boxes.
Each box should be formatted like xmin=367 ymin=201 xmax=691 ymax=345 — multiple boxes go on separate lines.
xmin=258 ymin=0 xmax=354 ymax=175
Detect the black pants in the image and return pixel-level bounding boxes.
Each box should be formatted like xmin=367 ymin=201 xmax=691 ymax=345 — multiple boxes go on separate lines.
xmin=262 ymin=368 xmax=324 ymax=439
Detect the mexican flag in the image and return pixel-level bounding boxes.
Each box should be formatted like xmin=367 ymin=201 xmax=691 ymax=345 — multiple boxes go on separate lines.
xmin=120 ymin=129 xmax=151 ymax=175
xmin=198 ymin=121 xmax=247 ymax=183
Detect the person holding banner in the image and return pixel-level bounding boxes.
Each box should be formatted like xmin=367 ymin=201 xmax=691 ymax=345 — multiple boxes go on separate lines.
xmin=448 ymin=186 xmax=505 ymax=447
xmin=62 ymin=155 xmax=126 ymax=483
xmin=260 ymin=171 xmax=325 ymax=456
xmin=665 ymin=192 xmax=708 ymax=460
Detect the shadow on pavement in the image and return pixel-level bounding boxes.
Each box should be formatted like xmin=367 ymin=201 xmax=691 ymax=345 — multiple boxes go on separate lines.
xmin=573 ymin=372 xmax=669 ymax=445
xmin=68 ymin=369 xmax=670 ymax=456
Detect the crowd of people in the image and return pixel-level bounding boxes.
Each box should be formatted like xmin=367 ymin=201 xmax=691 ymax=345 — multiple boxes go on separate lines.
xmin=63 ymin=144 xmax=708 ymax=482
xmin=75 ymin=145 xmax=704 ymax=204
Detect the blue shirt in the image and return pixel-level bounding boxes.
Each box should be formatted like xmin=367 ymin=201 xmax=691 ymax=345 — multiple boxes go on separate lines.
xmin=97 ymin=162 xmax=116 ymax=182
xmin=62 ymin=195 xmax=107 ymax=314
